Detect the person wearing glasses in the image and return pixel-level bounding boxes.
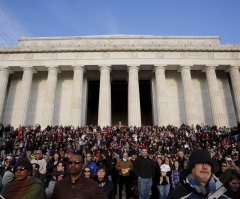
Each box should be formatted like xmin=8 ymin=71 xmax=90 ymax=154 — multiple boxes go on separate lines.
xmin=215 ymin=161 xmax=229 ymax=178
xmin=0 ymin=158 xmax=45 ymax=199
xmin=51 ymin=154 xmax=108 ymax=199
xmin=83 ymin=166 xmax=94 ymax=179
xmin=84 ymin=152 xmax=97 ymax=176
xmin=167 ymin=149 xmax=233 ymax=199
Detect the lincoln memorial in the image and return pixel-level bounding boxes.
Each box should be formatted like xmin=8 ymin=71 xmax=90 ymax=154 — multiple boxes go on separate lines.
xmin=0 ymin=35 xmax=240 ymax=128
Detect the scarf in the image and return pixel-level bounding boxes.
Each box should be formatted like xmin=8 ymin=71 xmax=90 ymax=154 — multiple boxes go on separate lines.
xmin=186 ymin=173 xmax=216 ymax=196
xmin=0 ymin=177 xmax=45 ymax=199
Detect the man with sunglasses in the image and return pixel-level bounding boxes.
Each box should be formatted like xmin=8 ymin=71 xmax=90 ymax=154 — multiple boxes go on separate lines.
xmin=51 ymin=154 xmax=108 ymax=199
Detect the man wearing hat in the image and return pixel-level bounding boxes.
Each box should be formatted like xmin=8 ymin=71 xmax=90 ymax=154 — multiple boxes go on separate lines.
xmin=167 ymin=149 xmax=233 ymax=199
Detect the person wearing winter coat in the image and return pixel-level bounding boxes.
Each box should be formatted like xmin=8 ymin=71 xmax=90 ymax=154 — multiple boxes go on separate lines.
xmin=94 ymin=165 xmax=115 ymax=199
xmin=167 ymin=149 xmax=234 ymax=199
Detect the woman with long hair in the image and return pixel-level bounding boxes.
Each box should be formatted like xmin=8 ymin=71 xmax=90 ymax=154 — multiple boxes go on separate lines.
xmin=83 ymin=166 xmax=94 ymax=179
xmin=219 ymin=169 xmax=240 ymax=199
xmin=171 ymin=161 xmax=181 ymax=189
xmin=46 ymin=152 xmax=61 ymax=186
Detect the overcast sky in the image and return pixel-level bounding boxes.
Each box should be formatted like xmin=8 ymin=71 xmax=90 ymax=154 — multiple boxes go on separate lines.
xmin=0 ymin=0 xmax=239 ymax=46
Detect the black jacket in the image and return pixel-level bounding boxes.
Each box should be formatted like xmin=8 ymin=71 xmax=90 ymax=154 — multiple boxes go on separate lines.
xmin=51 ymin=174 xmax=108 ymax=199
xmin=94 ymin=176 xmax=115 ymax=199
xmin=133 ymin=156 xmax=155 ymax=178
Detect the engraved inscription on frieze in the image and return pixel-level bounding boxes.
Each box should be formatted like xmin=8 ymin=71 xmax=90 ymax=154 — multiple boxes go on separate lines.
xmin=50 ymin=53 xmax=58 ymax=59
xmin=100 ymin=52 xmax=110 ymax=58
xmin=74 ymin=53 xmax=83 ymax=58
xmin=0 ymin=54 xmax=9 ymax=60
xmin=155 ymin=52 xmax=164 ymax=58
xmin=229 ymin=52 xmax=238 ymax=59
xmin=208 ymin=52 xmax=214 ymax=59
xmin=24 ymin=53 xmax=34 ymax=59
xmin=180 ymin=52 xmax=189 ymax=58
xmin=129 ymin=52 xmax=138 ymax=58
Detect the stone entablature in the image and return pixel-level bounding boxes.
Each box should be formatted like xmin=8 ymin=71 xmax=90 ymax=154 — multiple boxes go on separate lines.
xmin=0 ymin=36 xmax=239 ymax=68
xmin=0 ymin=35 xmax=240 ymax=52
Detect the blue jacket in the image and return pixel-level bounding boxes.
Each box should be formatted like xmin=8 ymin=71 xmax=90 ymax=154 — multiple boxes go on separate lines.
xmin=85 ymin=161 xmax=97 ymax=176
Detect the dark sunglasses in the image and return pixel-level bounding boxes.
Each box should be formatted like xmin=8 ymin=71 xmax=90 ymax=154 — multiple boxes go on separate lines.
xmin=68 ymin=161 xmax=82 ymax=165
xmin=84 ymin=170 xmax=91 ymax=172
xmin=14 ymin=167 xmax=28 ymax=172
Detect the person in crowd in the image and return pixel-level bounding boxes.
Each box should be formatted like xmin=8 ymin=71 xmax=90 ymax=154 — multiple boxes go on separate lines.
xmin=0 ymin=158 xmax=45 ymax=199
xmin=94 ymin=165 xmax=115 ymax=199
xmin=215 ymin=161 xmax=229 ymax=178
xmin=44 ymin=154 xmax=51 ymax=163
xmin=83 ymin=166 xmax=94 ymax=179
xmin=46 ymin=161 xmax=66 ymax=199
xmin=31 ymin=150 xmax=47 ymax=188
xmin=101 ymin=152 xmax=113 ymax=181
xmin=51 ymin=154 xmax=108 ymax=199
xmin=110 ymin=156 xmax=118 ymax=195
xmin=46 ymin=152 xmax=61 ymax=186
xmin=32 ymin=163 xmax=40 ymax=178
xmin=133 ymin=149 xmax=155 ymax=199
xmin=171 ymin=160 xmax=181 ymax=189
xmin=157 ymin=163 xmax=171 ymax=199
xmin=116 ymin=152 xmax=133 ymax=199
xmin=177 ymin=150 xmax=186 ymax=170
xmin=1 ymin=165 xmax=14 ymax=187
xmin=153 ymin=157 xmax=163 ymax=198
xmin=84 ymin=152 xmax=97 ymax=176
xmin=64 ymin=149 xmax=73 ymax=171
xmin=167 ymin=149 xmax=234 ymax=199
xmin=219 ymin=169 xmax=240 ymax=199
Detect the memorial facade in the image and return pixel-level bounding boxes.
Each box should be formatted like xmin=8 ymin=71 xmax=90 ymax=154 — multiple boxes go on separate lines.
xmin=0 ymin=35 xmax=239 ymax=128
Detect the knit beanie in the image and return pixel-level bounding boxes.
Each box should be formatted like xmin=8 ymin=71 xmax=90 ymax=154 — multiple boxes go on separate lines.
xmin=188 ymin=149 xmax=214 ymax=172
xmin=14 ymin=158 xmax=32 ymax=171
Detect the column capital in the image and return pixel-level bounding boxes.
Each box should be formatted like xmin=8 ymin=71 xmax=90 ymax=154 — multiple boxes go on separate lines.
xmin=127 ymin=65 xmax=139 ymax=71
xmin=178 ymin=65 xmax=192 ymax=72
xmin=202 ymin=65 xmax=217 ymax=72
xmin=46 ymin=66 xmax=61 ymax=73
xmin=153 ymin=65 xmax=166 ymax=72
xmin=225 ymin=65 xmax=240 ymax=72
xmin=21 ymin=66 xmax=37 ymax=73
xmin=0 ymin=67 xmax=14 ymax=74
xmin=99 ymin=65 xmax=111 ymax=71
xmin=72 ymin=65 xmax=85 ymax=72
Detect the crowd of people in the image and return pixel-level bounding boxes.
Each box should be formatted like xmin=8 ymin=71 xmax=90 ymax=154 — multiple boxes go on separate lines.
xmin=0 ymin=122 xmax=239 ymax=199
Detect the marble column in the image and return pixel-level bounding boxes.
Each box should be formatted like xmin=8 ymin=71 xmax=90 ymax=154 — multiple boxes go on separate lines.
xmin=0 ymin=68 xmax=11 ymax=122
xmin=128 ymin=65 xmax=141 ymax=127
xmin=81 ymin=76 xmax=88 ymax=126
xmin=15 ymin=67 xmax=35 ymax=126
xmin=204 ymin=65 xmax=225 ymax=127
xmin=179 ymin=65 xmax=198 ymax=125
xmin=42 ymin=66 xmax=59 ymax=127
xmin=69 ymin=66 xmax=85 ymax=127
xmin=151 ymin=76 xmax=158 ymax=125
xmin=98 ymin=65 xmax=111 ymax=127
xmin=228 ymin=65 xmax=240 ymax=122
xmin=154 ymin=65 xmax=170 ymax=126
